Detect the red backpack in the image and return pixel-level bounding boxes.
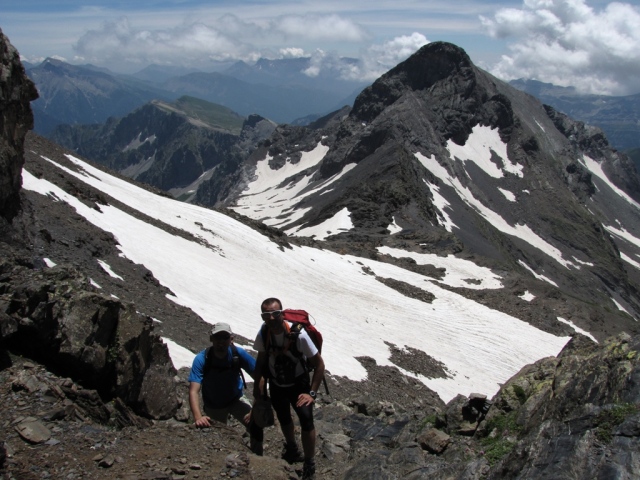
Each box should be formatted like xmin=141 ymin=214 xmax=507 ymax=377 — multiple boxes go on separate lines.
xmin=281 ymin=309 xmax=323 ymax=356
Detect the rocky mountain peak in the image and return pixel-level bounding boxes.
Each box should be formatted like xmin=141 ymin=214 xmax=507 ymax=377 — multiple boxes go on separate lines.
xmin=351 ymin=42 xmax=477 ymax=128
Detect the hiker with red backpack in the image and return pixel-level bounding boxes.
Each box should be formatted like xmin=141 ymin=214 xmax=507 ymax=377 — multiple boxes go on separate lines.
xmin=188 ymin=322 xmax=264 ymax=455
xmin=253 ymin=297 xmax=325 ymax=480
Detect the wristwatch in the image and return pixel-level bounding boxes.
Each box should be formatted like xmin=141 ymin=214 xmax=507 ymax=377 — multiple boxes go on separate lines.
xmin=309 ymin=391 xmax=317 ymax=400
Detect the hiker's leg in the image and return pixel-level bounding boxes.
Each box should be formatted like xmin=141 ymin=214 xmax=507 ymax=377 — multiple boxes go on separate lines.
xmin=270 ymin=383 xmax=297 ymax=444
xmin=301 ymin=428 xmax=316 ymax=461
xmin=290 ymin=376 xmax=315 ymax=460
xmin=228 ymin=396 xmax=252 ymax=426
xmin=203 ymin=405 xmax=230 ymax=424
xmin=292 ymin=398 xmax=315 ymax=460
xmin=229 ymin=397 xmax=264 ymax=454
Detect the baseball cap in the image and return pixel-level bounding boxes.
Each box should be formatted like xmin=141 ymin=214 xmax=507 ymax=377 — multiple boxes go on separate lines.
xmin=210 ymin=322 xmax=233 ymax=336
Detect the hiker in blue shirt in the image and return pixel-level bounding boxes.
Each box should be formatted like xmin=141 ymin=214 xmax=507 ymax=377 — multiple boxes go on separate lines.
xmin=188 ymin=322 xmax=264 ymax=455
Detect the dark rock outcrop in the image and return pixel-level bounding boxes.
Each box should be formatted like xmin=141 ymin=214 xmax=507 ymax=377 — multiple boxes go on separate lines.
xmin=478 ymin=334 xmax=640 ymax=479
xmin=1 ymin=262 xmax=180 ymax=420
xmin=0 ymin=29 xmax=38 ymax=221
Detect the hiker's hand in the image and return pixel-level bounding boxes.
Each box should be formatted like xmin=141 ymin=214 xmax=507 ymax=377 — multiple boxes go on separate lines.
xmin=296 ymin=393 xmax=314 ymax=407
xmin=194 ymin=416 xmax=212 ymax=428
xmin=244 ymin=410 xmax=252 ymax=425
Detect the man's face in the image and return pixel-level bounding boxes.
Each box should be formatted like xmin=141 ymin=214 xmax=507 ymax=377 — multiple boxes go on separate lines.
xmin=261 ymin=302 xmax=284 ymax=331
xmin=211 ymin=332 xmax=232 ymax=353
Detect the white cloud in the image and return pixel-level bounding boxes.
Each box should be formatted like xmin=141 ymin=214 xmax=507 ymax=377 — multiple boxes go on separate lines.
xmin=270 ymin=14 xmax=369 ymax=42
xmin=481 ymin=0 xmax=640 ymax=95
xmin=303 ymin=33 xmax=429 ymax=82
xmin=74 ymin=17 xmax=255 ymax=67
xmin=279 ymin=47 xmax=307 ymax=58
xmin=73 ymin=13 xmax=370 ymax=71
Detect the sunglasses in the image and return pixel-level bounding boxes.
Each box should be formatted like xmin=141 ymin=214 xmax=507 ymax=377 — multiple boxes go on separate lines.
xmin=261 ymin=309 xmax=284 ymax=320
xmin=212 ymin=333 xmax=231 ymax=340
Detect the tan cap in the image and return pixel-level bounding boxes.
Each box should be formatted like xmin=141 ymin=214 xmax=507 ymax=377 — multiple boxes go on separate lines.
xmin=210 ymin=322 xmax=232 ymax=335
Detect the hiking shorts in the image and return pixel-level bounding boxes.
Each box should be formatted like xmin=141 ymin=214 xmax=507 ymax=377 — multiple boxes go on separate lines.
xmin=204 ymin=396 xmax=263 ymax=441
xmin=269 ymin=376 xmax=314 ymax=432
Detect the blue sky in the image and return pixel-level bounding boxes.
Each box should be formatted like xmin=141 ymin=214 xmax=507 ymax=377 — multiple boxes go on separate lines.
xmin=2 ymin=0 xmax=639 ymax=95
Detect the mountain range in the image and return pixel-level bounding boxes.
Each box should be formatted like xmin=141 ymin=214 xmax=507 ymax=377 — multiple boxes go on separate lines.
xmin=25 ymin=55 xmax=640 ymax=156
xmin=2 ymin=28 xmax=640 ymax=479
xmin=54 ymin=42 xmax=640 ymax=330
xmin=26 ymin=56 xmax=368 ymax=133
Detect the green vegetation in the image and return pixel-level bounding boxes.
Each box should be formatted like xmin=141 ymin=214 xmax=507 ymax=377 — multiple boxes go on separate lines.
xmin=480 ymin=411 xmax=523 ymax=466
xmin=418 ymin=413 xmax=439 ymax=431
xmin=512 ymin=385 xmax=528 ymax=405
xmin=595 ymin=403 xmax=639 ymax=443
xmin=480 ymin=437 xmax=516 ymax=466
xmin=107 ymin=334 xmax=121 ymax=363
xmin=156 ymin=96 xmax=245 ymax=134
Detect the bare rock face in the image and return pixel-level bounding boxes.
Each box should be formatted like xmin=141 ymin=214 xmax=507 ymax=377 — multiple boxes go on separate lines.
xmin=1 ymin=263 xmax=180 ymax=420
xmin=0 ymin=29 xmax=38 ymax=221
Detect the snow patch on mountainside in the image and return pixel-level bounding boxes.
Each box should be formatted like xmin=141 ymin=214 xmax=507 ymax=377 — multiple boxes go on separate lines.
xmin=416 ymin=152 xmax=576 ymax=269
xmin=424 ymin=180 xmax=457 ymax=232
xmin=23 ymin=156 xmax=571 ymax=402
xmin=498 ymin=188 xmax=517 ymax=202
xmin=557 ymin=317 xmax=598 ymax=342
xmin=581 ymin=155 xmax=640 ymax=210
xmin=446 ymin=125 xmax=523 ymax=178
xmin=377 ymin=247 xmax=503 ymax=290
xmin=518 ymin=260 xmax=559 ymax=287
xmin=288 ymin=207 xmax=353 ymax=240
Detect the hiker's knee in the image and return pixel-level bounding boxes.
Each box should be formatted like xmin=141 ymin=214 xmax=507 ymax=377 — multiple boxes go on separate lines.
xmin=296 ymin=406 xmax=314 ymax=431
xmin=300 ymin=417 xmax=314 ymax=432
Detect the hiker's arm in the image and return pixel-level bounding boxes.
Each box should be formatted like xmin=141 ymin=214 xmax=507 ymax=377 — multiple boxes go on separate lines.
xmin=188 ymin=382 xmax=211 ymax=427
xmin=296 ymin=353 xmax=325 ymax=407
xmin=253 ymin=352 xmax=267 ymax=397
xmin=308 ymin=353 xmax=325 ymax=394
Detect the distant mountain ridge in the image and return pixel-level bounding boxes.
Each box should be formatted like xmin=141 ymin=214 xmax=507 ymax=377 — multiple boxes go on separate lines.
xmin=49 ymin=43 xmax=640 ymax=328
xmin=26 ymin=58 xmax=177 ymax=134
xmin=26 ymin=57 xmax=368 ymax=134
xmin=510 ymin=79 xmax=640 ymax=151
xmin=49 ymin=96 xmax=276 ymax=201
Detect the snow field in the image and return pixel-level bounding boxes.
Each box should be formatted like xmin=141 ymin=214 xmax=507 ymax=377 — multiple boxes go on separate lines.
xmin=23 ymin=155 xmax=570 ymax=402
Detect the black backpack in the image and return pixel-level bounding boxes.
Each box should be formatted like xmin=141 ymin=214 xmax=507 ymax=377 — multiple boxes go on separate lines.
xmin=260 ymin=312 xmax=329 ymax=393
xmin=203 ymin=344 xmax=246 ymax=389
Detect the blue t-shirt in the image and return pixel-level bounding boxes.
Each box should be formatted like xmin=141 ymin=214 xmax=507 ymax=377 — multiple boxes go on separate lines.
xmin=188 ymin=345 xmax=256 ymax=408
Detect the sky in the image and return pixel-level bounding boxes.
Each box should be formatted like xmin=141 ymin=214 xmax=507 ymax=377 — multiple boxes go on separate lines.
xmin=2 ymin=0 xmax=640 ymax=95
xmin=21 ymin=151 xmax=576 ymax=403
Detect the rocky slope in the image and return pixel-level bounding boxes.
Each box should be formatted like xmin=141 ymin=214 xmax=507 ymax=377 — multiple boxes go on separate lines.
xmin=0 ymin=28 xmax=38 ymax=221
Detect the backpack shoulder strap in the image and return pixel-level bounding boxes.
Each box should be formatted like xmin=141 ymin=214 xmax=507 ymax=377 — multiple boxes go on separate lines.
xmin=260 ymin=323 xmax=270 ymax=352
xmin=204 ymin=346 xmax=213 ymax=373
xmin=230 ymin=344 xmax=246 ymax=389
xmin=287 ymin=323 xmax=303 ymax=358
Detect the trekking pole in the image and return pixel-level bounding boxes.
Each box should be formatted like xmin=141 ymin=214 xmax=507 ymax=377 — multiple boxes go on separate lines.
xmin=322 ymin=377 xmax=330 ymax=395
